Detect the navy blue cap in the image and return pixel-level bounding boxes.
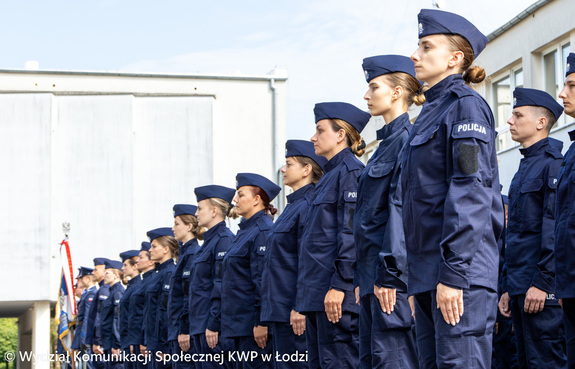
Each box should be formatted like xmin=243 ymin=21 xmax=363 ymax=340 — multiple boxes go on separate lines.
xmin=418 ymin=9 xmax=488 ymax=57
xmin=173 ymin=204 xmax=197 ymax=218
xmin=76 ymin=266 xmax=94 ymax=279
xmin=567 ymin=53 xmax=575 ymax=77
xmin=119 ymin=250 xmax=140 ymax=262
xmin=285 ymin=139 xmax=328 ymax=171
xmin=93 ymin=257 xmax=109 ymax=266
xmin=313 ymin=102 xmax=371 ymax=134
xmin=362 ymin=55 xmax=417 ymax=82
xmin=236 ymin=173 xmax=281 ymax=201
xmin=513 ymin=87 xmax=564 ymax=121
xmin=147 ymin=227 xmax=174 ymax=242
xmin=140 ymin=241 xmax=151 ymax=251
xmin=194 ymin=185 xmax=236 ymax=204
xmin=104 ymin=260 xmax=124 ymax=270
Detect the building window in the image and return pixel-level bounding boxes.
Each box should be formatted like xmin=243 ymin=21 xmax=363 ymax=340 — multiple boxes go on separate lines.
xmin=543 ymin=42 xmax=570 ymax=127
xmin=491 ymin=66 xmax=523 ymax=152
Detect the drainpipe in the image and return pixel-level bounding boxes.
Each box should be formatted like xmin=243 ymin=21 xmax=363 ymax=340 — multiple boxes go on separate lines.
xmin=269 ymin=77 xmax=285 ymax=212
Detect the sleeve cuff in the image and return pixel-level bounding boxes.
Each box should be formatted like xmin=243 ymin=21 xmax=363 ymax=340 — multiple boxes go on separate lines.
xmin=374 ymin=268 xmax=407 ymax=291
xmin=330 ymin=274 xmax=351 ymax=292
xmin=438 ymin=262 xmax=470 ymax=290
xmin=531 ymin=272 xmax=554 ymax=294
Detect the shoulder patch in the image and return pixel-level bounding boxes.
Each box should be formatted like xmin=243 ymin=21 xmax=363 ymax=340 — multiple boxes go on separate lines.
xmin=451 ymin=122 xmax=490 ymax=142
xmin=343 ymin=191 xmax=357 ymax=202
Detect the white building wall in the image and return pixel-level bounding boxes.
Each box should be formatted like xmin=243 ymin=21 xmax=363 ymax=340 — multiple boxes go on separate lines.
xmin=0 ymin=70 xmax=287 ymax=311
xmin=476 ymin=0 xmax=575 ymax=194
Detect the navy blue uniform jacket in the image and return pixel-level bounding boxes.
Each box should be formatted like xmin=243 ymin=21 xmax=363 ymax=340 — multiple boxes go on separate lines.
xmin=221 ymin=210 xmax=273 ymax=337
xmin=504 ymin=137 xmax=563 ymax=297
xmin=261 ymin=183 xmax=314 ymax=322
xmin=144 ymin=259 xmax=175 ymax=351
xmin=119 ymin=275 xmax=141 ymax=350
xmin=71 ymin=285 xmax=97 ymax=349
xmin=296 ymin=147 xmax=364 ymax=313
xmin=85 ymin=281 xmax=110 ymax=346
xmin=401 ymin=74 xmax=504 ymax=295
xmin=128 ymin=269 xmax=156 ymax=346
xmin=555 ymin=129 xmax=575 ymax=299
xmin=188 ymin=221 xmax=234 ymax=335
xmin=354 ymin=113 xmax=412 ymax=296
xmin=100 ymin=281 xmax=125 ymax=350
xmin=168 ymin=238 xmax=200 ymax=340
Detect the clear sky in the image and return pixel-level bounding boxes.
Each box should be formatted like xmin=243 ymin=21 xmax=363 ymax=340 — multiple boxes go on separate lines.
xmin=0 ymin=0 xmax=536 ymax=139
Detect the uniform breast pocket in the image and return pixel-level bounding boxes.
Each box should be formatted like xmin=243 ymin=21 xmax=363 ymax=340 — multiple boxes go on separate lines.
xmin=193 ymin=251 xmax=212 ymax=289
xmin=311 ymin=189 xmax=339 ymax=237
xmin=409 ymin=124 xmax=445 ymax=181
xmin=368 ymin=160 xmax=395 ymax=179
xmin=273 ymin=219 xmax=296 ymax=234
xmin=520 ymin=178 xmax=543 ymax=232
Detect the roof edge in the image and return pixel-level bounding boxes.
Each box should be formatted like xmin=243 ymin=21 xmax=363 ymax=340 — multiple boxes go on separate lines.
xmin=487 ymin=0 xmax=554 ymax=41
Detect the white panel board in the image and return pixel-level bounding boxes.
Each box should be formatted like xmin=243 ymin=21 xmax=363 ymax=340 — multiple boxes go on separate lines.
xmin=132 ymin=96 xmax=213 ymax=246
xmin=0 ymin=93 xmax=52 ymax=300
xmin=51 ymin=95 xmax=134 ymax=271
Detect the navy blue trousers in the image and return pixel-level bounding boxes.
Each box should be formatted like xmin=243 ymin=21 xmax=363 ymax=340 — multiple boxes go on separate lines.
xmin=232 ymin=335 xmax=273 ymax=369
xmin=510 ymin=294 xmax=566 ymax=368
xmin=103 ymin=349 xmax=124 ymax=369
xmin=192 ymin=333 xmax=235 ymax=369
xmin=359 ymin=294 xmax=418 ymax=369
xmin=562 ymin=298 xmax=575 ymax=369
xmin=414 ymin=286 xmax=496 ymax=369
xmin=269 ymin=322 xmax=307 ymax=369
xmin=305 ymin=311 xmax=359 ymax=369
xmin=491 ymin=312 xmax=518 ymax=369
xmin=171 ymin=340 xmax=195 ymax=369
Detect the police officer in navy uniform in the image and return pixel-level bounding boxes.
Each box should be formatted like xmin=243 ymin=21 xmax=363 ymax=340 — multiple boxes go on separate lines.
xmin=260 ymin=140 xmax=327 ymax=369
xmin=86 ymin=258 xmax=112 ymax=369
xmin=72 ymin=266 xmax=97 ymax=358
xmin=130 ymin=242 xmax=156 ymax=369
xmin=403 ymin=9 xmax=503 ymax=368
xmin=556 ymin=52 xmax=575 ymax=369
xmin=296 ymin=102 xmax=370 ymax=369
xmin=497 ymin=87 xmax=566 ymax=368
xmin=143 ymin=228 xmax=178 ymax=368
xmin=354 ymin=55 xmax=420 ymax=369
xmin=169 ymin=204 xmax=203 ymax=369
xmin=190 ymin=185 xmax=237 ymax=369
xmin=100 ymin=260 xmax=126 ymax=369
xmin=119 ymin=250 xmax=141 ymax=369
xmin=221 ymin=173 xmax=281 ymax=369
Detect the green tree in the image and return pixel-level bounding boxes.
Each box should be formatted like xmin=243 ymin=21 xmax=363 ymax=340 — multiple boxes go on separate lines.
xmin=0 ymin=318 xmax=18 ymax=369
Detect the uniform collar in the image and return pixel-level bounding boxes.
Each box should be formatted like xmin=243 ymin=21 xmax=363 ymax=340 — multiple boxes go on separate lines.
xmin=127 ymin=276 xmax=139 ymax=285
xmin=324 ymin=147 xmax=353 ymax=173
xmin=286 ymin=183 xmax=314 ymax=204
xmin=156 ymin=258 xmax=174 ymax=271
xmin=203 ymin=221 xmax=226 ymax=242
xmin=142 ymin=269 xmax=155 ymax=279
xmin=239 ymin=209 xmax=266 ymax=230
xmin=424 ymin=74 xmax=464 ymax=103
xmin=180 ymin=238 xmax=198 ymax=253
xmin=569 ymin=129 xmax=575 ymax=141
xmin=519 ymin=137 xmax=549 ymax=157
xmin=376 ymin=113 xmax=410 ymax=141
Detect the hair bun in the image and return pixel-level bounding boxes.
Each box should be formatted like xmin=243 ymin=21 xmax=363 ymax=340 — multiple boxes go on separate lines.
xmin=463 ymin=65 xmax=486 ymax=84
